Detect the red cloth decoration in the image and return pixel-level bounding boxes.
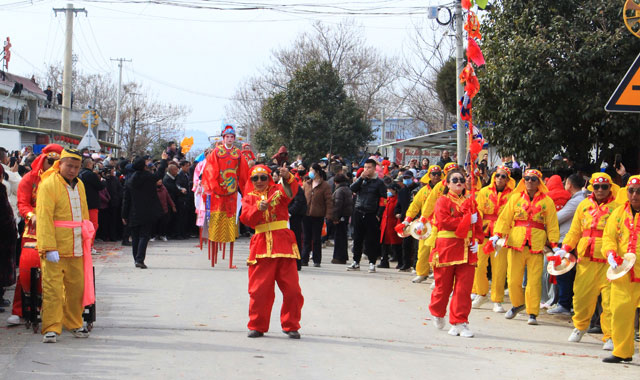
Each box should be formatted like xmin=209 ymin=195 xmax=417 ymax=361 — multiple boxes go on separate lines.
xmin=459 ymin=97 xmax=473 ymax=121
xmin=482 ymin=239 xmax=494 ymax=255
xmin=462 ymin=0 xmax=472 ymax=10
xmin=455 ymin=213 xmax=471 ymax=239
xmin=470 ymin=137 xmax=483 ymax=155
xmin=467 ymin=38 xmax=485 ymax=66
xmin=548 ymin=255 xmax=562 ymax=266
xmin=464 ymin=11 xmax=482 ymax=40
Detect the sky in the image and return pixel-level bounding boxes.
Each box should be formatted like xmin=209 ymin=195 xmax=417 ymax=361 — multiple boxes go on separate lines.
xmin=1 ymin=0 xmax=445 ymax=149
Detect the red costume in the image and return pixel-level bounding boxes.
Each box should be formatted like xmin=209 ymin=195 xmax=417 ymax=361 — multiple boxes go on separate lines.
xmin=240 ymin=165 xmax=304 ymax=334
xmin=429 ymin=192 xmax=483 ymax=324
xmin=241 ymin=143 xmax=256 ymax=163
xmin=10 ymin=144 xmax=63 ymax=317
xmin=380 ymin=195 xmax=402 ymax=245
xmin=200 ymin=124 xmax=249 ymax=268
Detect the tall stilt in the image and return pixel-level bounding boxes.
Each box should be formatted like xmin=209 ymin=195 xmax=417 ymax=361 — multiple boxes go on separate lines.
xmin=199 ymin=227 xmax=203 ymax=250
xmin=222 ymin=243 xmax=226 ymax=260
xmin=229 ymin=242 xmax=236 ymax=269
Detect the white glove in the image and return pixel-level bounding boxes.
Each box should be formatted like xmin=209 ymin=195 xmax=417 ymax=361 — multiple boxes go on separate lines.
xmin=471 ymin=212 xmax=478 ymax=224
xmin=46 ymin=251 xmax=60 ymax=263
xmin=553 ymin=248 xmax=566 ymax=257
xmin=489 ymin=235 xmax=500 ymax=248
xmin=469 ymin=241 xmax=478 ymax=254
xmin=607 ymin=253 xmax=618 ymax=269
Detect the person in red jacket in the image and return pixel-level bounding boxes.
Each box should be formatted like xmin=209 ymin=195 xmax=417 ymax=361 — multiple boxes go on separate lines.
xmin=379 ymin=184 xmax=403 ymax=268
xmin=7 ymin=144 xmax=62 ymax=325
xmin=154 ymin=179 xmax=176 ymax=241
xmin=240 ymin=164 xmax=304 ymax=339
xmin=429 ymin=169 xmax=483 ymax=338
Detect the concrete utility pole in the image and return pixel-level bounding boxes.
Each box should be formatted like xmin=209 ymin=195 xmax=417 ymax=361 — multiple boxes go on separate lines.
xmin=110 ymin=58 xmax=131 ymax=148
xmin=454 ymin=0 xmax=465 ymax=166
xmin=53 ymin=3 xmax=87 ymax=133
xmin=380 ymin=109 xmax=386 ymax=157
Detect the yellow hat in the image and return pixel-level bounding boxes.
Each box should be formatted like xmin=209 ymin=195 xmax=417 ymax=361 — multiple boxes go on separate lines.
xmin=41 ymin=148 xmax=83 ymax=181
xmin=490 ymin=165 xmax=516 ymax=190
xmin=587 ymin=172 xmax=620 ymax=198
xmin=514 ymin=168 xmax=548 ymax=194
xmin=443 ymin=162 xmax=458 ymax=176
xmin=627 ymin=175 xmax=640 ymax=187
xmin=420 ymin=165 xmax=442 ymax=184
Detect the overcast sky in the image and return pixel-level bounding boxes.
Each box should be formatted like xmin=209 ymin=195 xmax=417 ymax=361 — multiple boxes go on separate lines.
xmin=2 ymin=0 xmax=442 ymax=143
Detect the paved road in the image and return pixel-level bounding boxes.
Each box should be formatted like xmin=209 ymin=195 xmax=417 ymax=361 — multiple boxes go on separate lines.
xmin=1 ymin=237 xmax=638 ymax=379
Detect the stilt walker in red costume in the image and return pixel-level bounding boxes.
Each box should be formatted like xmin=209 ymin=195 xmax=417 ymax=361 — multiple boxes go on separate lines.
xmin=240 ymin=164 xmax=304 ymax=339
xmin=429 ymin=169 xmax=483 ymax=338
xmin=6 ymin=144 xmax=63 ymax=326
xmin=200 ymin=123 xmax=249 ymax=268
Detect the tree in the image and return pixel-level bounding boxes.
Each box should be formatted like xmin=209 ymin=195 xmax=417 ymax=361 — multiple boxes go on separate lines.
xmin=258 ymin=60 xmax=372 ymax=161
xmin=435 ymin=57 xmax=458 ymax=116
xmin=476 ymin=1 xmax=640 ymax=167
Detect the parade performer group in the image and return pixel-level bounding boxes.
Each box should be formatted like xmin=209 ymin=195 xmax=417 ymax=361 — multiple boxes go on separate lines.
xmin=239 ymin=164 xmax=304 ymax=338
xmin=36 ymin=149 xmax=95 ymax=343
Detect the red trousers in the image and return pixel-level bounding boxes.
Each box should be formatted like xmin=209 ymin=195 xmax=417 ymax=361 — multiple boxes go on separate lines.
xmin=248 ymin=258 xmax=304 ymax=333
xmin=89 ymin=209 xmax=99 ymax=246
xmin=11 ymin=246 xmax=41 ymax=317
xmin=429 ymin=263 xmax=475 ymax=324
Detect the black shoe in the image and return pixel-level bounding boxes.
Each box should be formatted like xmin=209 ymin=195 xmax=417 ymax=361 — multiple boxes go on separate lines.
xmin=0 ymin=298 xmax=10 ymax=307
xmin=377 ymin=261 xmax=390 ymax=269
xmin=636 ymin=331 xmax=639 ymax=342
xmin=301 ymin=262 xmax=309 ymax=267
xmin=313 ymin=263 xmax=321 ymax=268
xmin=247 ymin=330 xmax=264 ymax=338
xmin=331 ymin=258 xmax=346 ymax=264
xmin=588 ymin=326 xmax=603 ymax=334
xmin=283 ymin=330 xmax=300 ymax=339
xmin=122 ymin=241 xmax=132 ymax=246
xmin=135 ymin=262 xmax=148 ymax=269
xmin=0 ymin=307 xmax=4 ymax=313
xmin=505 ymin=305 xmax=526 ymax=319
xmin=602 ymin=355 xmax=632 ymax=363
xmin=398 ymin=266 xmax=411 ymax=272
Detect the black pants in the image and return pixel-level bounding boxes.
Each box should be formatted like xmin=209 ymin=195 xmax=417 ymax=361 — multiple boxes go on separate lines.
xmin=400 ymin=236 xmax=416 ymax=269
xmin=290 ymin=215 xmax=303 ymax=270
xmin=381 ymin=244 xmax=401 ymax=264
xmin=322 ymin=219 xmax=335 ymax=243
xmin=131 ymin=224 xmax=152 ymax=264
xmin=333 ymin=220 xmax=349 ymax=261
xmin=302 ymin=216 xmax=324 ymax=264
xmin=176 ymin=197 xmax=190 ymax=238
xmin=556 ymin=264 xmax=576 ymax=310
xmin=154 ymin=212 xmax=171 ymax=237
xmin=351 ymin=210 xmax=381 ymax=264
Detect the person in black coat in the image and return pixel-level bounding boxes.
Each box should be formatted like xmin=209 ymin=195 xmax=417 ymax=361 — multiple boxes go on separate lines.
xmin=288 ymin=178 xmax=307 ymax=271
xmin=394 ymin=171 xmax=420 ymax=271
xmin=175 ymin=161 xmax=191 ymax=239
xmin=122 ymin=153 xmax=168 ymax=268
xmin=98 ymin=166 xmax=123 ymax=241
xmin=0 ymin=165 xmax=17 ymax=310
xmin=79 ymin=157 xmax=105 ymax=250
xmin=163 ymin=164 xmax=181 ymax=239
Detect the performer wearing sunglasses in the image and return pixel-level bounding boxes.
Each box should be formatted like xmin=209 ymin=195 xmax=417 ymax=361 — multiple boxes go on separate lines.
xmin=559 ymin=173 xmax=619 ymax=350
xmin=240 ymin=164 xmax=304 ymax=339
xmin=6 ymin=144 xmax=63 ymax=326
xmin=472 ymin=166 xmax=515 ymax=313
xmin=201 ymin=123 xmax=249 ymax=268
xmin=429 ymin=169 xmax=483 ymax=337
xmin=493 ymin=169 xmax=560 ymax=325
xmin=402 ymin=165 xmax=442 ymax=283
xmin=601 ymin=175 xmax=640 ymax=363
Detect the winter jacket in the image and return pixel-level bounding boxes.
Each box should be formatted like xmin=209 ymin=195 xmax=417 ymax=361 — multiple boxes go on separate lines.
xmin=122 ymin=160 xmax=168 ymax=227
xmin=156 ymin=183 xmax=176 ymax=215
xmin=332 ymin=182 xmax=353 ymax=221
xmin=288 ymin=186 xmax=307 ymax=217
xmin=79 ymin=167 xmax=105 ymax=210
xmin=351 ymin=175 xmax=387 ymax=217
xmin=303 ymin=178 xmax=333 ymax=219
xmin=394 ymin=182 xmax=419 ymax=219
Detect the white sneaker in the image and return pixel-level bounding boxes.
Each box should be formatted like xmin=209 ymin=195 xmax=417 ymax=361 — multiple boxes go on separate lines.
xmin=42 ymin=332 xmax=57 ymax=343
xmin=7 ymin=314 xmax=23 ymax=325
xmin=433 ymin=316 xmax=445 ymax=330
xmin=428 ymin=273 xmax=434 ymax=280
xmin=347 ymin=262 xmax=360 ymax=271
xmin=492 ymin=303 xmax=506 ymax=313
xmin=71 ymin=327 xmax=90 ymax=338
xmin=368 ymin=263 xmax=376 ymax=273
xmin=602 ymin=338 xmax=614 ymax=351
xmin=472 ymin=295 xmax=489 ymax=309
xmin=457 ymin=323 xmax=474 ymax=338
xmin=430 ymin=282 xmax=436 ymax=290
xmin=149 ymin=237 xmax=156 ymax=242
xmin=568 ymin=328 xmax=587 ymax=342
xmin=470 ymin=293 xmax=477 ymax=301
xmin=412 ymin=275 xmax=427 ymax=283
xmin=91 ymin=247 xmax=98 ymax=255
xmin=161 ymin=236 xmax=168 ymax=242
xmin=527 ymin=315 xmax=538 ymax=325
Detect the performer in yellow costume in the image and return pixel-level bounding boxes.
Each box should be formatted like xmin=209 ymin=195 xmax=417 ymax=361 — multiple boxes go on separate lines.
xmin=403 ymin=165 xmax=442 ymax=283
xmin=37 ymin=149 xmax=92 ymax=343
xmin=560 ymin=173 xmax=619 ymax=350
xmin=493 ymin=169 xmax=560 ymax=325
xmin=472 ymin=165 xmax=515 ymax=313
xmin=601 ymin=175 xmax=640 ymax=364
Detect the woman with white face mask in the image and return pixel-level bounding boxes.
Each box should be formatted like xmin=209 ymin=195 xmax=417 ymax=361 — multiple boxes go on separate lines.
xmin=301 ymin=163 xmax=333 ymax=267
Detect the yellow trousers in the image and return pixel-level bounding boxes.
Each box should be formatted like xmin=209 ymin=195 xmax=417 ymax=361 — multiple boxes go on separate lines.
xmin=415 ymin=239 xmax=431 ymax=277
xmin=41 ymin=256 xmax=85 ymax=335
xmin=473 ymin=246 xmax=508 ymax=302
xmin=571 ymin=260 xmax=611 ymax=341
xmin=610 ymin=275 xmax=640 ymax=359
xmin=507 ymin=247 xmax=543 ymax=316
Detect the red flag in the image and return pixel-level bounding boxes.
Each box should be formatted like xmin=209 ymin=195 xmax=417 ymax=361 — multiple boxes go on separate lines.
xmin=467 ymin=38 xmax=485 ymax=66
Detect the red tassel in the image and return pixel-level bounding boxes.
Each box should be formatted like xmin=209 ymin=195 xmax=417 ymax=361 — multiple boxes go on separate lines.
xmin=482 ymin=240 xmax=494 ymax=255
xmin=462 ymin=0 xmax=471 ymax=10
xmin=456 ymin=213 xmax=472 ymax=238
xmin=548 ymin=255 xmax=562 ymax=266
xmin=467 ymin=38 xmax=485 ymax=66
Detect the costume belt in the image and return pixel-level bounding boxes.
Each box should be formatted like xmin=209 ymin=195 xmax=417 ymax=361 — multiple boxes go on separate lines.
xmin=437 ymin=230 xmax=472 ymax=239
xmin=483 ymin=214 xmax=498 ymax=221
xmin=582 ymin=229 xmax=603 ymax=238
xmin=255 ymin=220 xmax=288 ymax=234
xmin=514 ymin=220 xmax=545 ymax=230
xmin=53 ymin=220 xmax=96 ymax=307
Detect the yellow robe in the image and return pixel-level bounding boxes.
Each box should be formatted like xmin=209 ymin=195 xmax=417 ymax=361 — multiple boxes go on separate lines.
xmin=406 ymin=183 xmax=434 ymax=276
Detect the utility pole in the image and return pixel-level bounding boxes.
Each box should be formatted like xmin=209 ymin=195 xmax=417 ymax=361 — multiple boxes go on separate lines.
xmin=454 ymin=0 xmax=465 ymax=166
xmin=110 ymin=58 xmax=131 ymax=150
xmin=380 ymin=109 xmax=386 ymax=158
xmin=53 ymin=3 xmax=87 ymax=133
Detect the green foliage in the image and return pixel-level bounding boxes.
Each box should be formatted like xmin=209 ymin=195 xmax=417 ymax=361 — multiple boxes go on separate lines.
xmin=257 ymin=60 xmax=372 ymax=161
xmin=475 ymin=1 xmax=640 ymax=167
xmin=436 ymin=57 xmax=459 ymax=116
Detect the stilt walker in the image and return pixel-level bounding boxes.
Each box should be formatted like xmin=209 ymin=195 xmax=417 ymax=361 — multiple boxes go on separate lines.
xmin=201 ymin=123 xmax=249 ymax=269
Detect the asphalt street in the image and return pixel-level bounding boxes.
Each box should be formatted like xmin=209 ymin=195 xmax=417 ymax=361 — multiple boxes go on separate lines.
xmin=0 ymin=237 xmax=638 ymax=379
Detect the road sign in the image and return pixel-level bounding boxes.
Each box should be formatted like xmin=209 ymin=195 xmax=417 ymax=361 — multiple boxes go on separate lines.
xmin=81 ymin=110 xmax=99 ymax=128
xmin=605 ymin=53 xmax=640 ymax=113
